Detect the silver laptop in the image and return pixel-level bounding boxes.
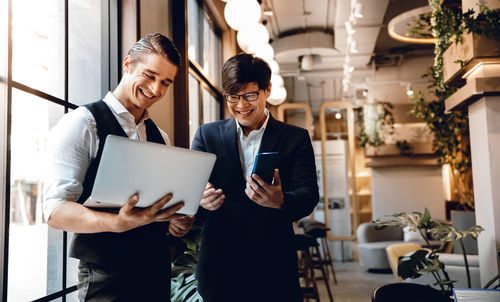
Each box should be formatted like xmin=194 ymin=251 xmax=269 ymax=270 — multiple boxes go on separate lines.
xmin=83 ymin=135 xmax=216 ymax=216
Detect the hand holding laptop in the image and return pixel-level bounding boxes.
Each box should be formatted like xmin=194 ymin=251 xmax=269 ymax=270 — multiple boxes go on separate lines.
xmin=113 ymin=192 xmax=185 ymax=233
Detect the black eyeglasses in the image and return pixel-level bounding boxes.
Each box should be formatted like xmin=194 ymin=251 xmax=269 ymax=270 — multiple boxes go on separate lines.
xmin=224 ymin=91 xmax=260 ymax=103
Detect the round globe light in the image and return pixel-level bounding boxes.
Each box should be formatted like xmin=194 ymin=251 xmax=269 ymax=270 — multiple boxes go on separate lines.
xmin=267 ymin=86 xmax=287 ymax=105
xmin=271 ymin=74 xmax=284 ymax=88
xmin=237 ymin=23 xmax=269 ymax=52
xmin=247 ymin=43 xmax=274 ymax=61
xmin=267 ymin=59 xmax=280 ymax=73
xmin=224 ymin=0 xmax=261 ymax=31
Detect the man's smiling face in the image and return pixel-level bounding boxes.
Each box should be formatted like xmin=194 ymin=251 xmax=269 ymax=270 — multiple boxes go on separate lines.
xmin=226 ymin=82 xmax=271 ymax=134
xmin=122 ymin=53 xmax=177 ymax=112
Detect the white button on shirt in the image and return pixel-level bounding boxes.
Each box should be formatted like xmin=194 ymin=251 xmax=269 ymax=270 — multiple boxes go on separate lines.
xmin=42 ymin=92 xmax=170 ymax=219
xmin=236 ymin=109 xmax=270 ymax=179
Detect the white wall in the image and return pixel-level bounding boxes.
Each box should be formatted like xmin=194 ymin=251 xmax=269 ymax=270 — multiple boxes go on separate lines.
xmin=371 ymin=166 xmax=446 ymax=221
xmin=367 ymin=56 xmax=434 ymax=105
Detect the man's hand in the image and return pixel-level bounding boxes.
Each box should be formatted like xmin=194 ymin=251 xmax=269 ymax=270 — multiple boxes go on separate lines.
xmin=245 ymin=169 xmax=284 ymax=209
xmin=200 ymin=182 xmax=225 ymax=211
xmin=169 ymin=215 xmax=195 ymax=237
xmin=114 ymin=193 xmax=184 ymax=233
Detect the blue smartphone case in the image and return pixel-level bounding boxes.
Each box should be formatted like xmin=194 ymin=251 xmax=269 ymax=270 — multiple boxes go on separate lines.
xmin=251 ymin=152 xmax=279 ymax=184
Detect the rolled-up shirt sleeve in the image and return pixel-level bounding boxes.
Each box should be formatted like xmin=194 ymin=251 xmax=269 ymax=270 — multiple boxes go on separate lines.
xmin=42 ymin=108 xmax=96 ymax=220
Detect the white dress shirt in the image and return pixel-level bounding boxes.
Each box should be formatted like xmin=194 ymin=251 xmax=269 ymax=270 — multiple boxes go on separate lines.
xmin=42 ymin=92 xmax=170 ymax=219
xmin=236 ymin=108 xmax=270 ymax=179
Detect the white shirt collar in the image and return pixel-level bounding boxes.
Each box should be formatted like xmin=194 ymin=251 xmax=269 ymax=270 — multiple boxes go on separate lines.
xmin=103 ymin=91 xmax=150 ymax=125
xmin=236 ymin=108 xmax=270 ymax=137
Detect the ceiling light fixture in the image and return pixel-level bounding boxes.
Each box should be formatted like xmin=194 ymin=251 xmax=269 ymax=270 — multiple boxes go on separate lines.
xmin=267 ymin=59 xmax=280 ymax=74
xmin=350 ymin=41 xmax=358 ymax=53
xmin=345 ymin=21 xmax=355 ymax=35
xmin=406 ymin=84 xmax=414 ymax=96
xmin=267 ymin=86 xmax=287 ymax=105
xmin=301 ymin=54 xmax=314 ymax=70
xmin=224 ymin=0 xmax=261 ymax=31
xmin=237 ymin=23 xmax=269 ymax=52
xmin=247 ymin=43 xmax=275 ymax=61
xmin=354 ymin=3 xmax=364 ymax=19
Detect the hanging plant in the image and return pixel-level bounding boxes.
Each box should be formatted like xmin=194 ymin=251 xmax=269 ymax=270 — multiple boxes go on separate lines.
xmin=407 ymin=11 xmax=434 ymax=39
xmin=409 ymin=70 xmax=473 ymax=209
xmin=425 ymin=1 xmax=500 ymax=91
xmin=357 ymin=101 xmax=394 ymax=148
xmin=405 ymin=1 xmax=500 ymax=209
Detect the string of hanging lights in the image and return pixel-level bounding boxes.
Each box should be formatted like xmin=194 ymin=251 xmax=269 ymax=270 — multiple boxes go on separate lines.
xmin=223 ymin=0 xmax=287 ymax=105
xmin=342 ymin=0 xmax=364 ymax=96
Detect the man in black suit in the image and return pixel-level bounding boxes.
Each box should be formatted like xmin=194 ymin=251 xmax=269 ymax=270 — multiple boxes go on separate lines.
xmin=192 ymin=53 xmax=319 ymax=302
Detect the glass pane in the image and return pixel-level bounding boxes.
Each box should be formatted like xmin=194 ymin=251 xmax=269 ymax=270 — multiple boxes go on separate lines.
xmin=202 ymin=15 xmax=210 ymax=75
xmin=189 ymin=73 xmax=200 ymax=146
xmin=187 ymin=0 xmax=201 ymax=64
xmin=66 ymin=290 xmax=79 ymax=302
xmin=202 ymin=13 xmax=222 ymax=87
xmin=8 ymin=89 xmax=65 ymax=301
xmin=202 ymin=87 xmax=219 ymax=124
xmin=12 ymin=0 xmax=65 ymax=100
xmin=212 ymin=31 xmax=222 ymax=87
xmin=69 ymin=0 xmax=106 ymax=105
xmin=66 ymin=232 xmax=80 ymax=288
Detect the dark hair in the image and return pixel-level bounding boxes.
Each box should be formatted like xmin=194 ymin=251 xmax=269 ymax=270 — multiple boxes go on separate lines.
xmin=222 ymin=53 xmax=271 ymax=94
xmin=128 ymin=33 xmax=182 ymax=67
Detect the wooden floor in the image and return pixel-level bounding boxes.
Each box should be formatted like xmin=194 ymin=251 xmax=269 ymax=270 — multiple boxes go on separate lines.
xmin=314 ymin=262 xmax=394 ymax=302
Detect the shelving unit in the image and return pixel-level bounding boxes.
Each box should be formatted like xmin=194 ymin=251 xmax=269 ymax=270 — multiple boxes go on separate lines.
xmin=352 ymin=143 xmax=373 ymax=226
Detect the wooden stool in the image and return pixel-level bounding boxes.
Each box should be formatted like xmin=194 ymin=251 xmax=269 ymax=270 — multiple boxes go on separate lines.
xmin=306 ymin=226 xmax=338 ymax=284
xmin=295 ymin=234 xmax=334 ymax=302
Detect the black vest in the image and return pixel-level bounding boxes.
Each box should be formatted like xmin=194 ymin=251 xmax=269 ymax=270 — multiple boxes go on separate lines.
xmin=69 ymin=100 xmax=171 ymax=269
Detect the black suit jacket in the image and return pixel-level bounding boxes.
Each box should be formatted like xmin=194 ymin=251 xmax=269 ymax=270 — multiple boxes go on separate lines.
xmin=191 ymin=115 xmax=319 ymax=302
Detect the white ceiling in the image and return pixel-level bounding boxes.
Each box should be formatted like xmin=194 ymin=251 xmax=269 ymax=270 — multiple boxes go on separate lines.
xmin=261 ymin=0 xmax=391 ymax=112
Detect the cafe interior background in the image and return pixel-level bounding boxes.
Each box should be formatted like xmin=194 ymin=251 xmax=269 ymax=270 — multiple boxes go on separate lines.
xmin=0 ymin=0 xmax=499 ymax=301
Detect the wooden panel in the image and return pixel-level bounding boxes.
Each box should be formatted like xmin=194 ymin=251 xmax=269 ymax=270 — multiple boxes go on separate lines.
xmin=365 ymin=142 xmax=435 ymax=157
xmin=445 ymin=76 xmax=500 ymax=111
xmin=172 ymin=0 xmax=190 ymax=147
xmin=443 ymin=32 xmax=500 ymax=85
xmin=366 ymin=156 xmax=441 ymax=168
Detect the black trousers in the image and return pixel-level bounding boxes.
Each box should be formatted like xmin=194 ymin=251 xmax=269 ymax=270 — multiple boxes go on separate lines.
xmin=77 ymin=261 xmax=171 ymax=302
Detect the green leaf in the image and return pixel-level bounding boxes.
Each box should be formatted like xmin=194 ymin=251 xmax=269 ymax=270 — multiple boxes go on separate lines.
xmin=420 ymin=208 xmax=432 ymax=226
xmin=398 ymin=249 xmax=430 ymax=279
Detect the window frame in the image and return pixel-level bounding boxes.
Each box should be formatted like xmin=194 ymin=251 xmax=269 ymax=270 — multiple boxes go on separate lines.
xmin=187 ymin=0 xmax=224 ymax=125
xmin=1 ymin=0 xmax=119 ymax=300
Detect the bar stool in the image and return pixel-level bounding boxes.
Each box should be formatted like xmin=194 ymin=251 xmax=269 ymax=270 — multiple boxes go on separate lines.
xmin=299 ymin=218 xmax=338 ymax=284
xmin=295 ymin=234 xmax=334 ymax=302
xmin=305 ymin=225 xmax=338 ymax=284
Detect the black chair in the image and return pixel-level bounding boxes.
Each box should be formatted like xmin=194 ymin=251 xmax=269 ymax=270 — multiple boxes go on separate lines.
xmin=295 ymin=234 xmax=334 ymax=302
xmin=304 ymin=225 xmax=338 ymax=284
xmin=371 ymin=283 xmax=452 ymax=302
xmin=299 ymin=218 xmax=338 ymax=284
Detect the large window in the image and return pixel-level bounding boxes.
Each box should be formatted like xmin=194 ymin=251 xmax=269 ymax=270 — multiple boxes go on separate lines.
xmin=3 ymin=0 xmax=118 ymax=300
xmin=187 ymin=0 xmax=223 ymax=146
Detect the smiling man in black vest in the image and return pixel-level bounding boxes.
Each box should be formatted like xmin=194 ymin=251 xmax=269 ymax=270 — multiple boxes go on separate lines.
xmin=43 ymin=33 xmax=194 ymax=301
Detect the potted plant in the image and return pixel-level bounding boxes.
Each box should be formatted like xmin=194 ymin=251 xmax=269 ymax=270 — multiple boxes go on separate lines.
xmin=373 ymin=208 xmax=483 ymax=294
xmin=170 ymin=226 xmax=203 ymax=302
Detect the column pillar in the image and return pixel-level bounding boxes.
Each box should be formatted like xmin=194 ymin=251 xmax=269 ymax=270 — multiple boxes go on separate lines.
xmin=468 ymin=96 xmax=500 ymax=286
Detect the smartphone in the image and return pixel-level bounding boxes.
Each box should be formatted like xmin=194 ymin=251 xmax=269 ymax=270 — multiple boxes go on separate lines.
xmin=251 ymin=152 xmax=279 ymax=184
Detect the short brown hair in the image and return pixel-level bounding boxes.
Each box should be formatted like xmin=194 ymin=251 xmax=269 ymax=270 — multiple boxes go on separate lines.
xmin=222 ymin=53 xmax=271 ymax=94
xmin=128 ymin=33 xmax=182 ymax=67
